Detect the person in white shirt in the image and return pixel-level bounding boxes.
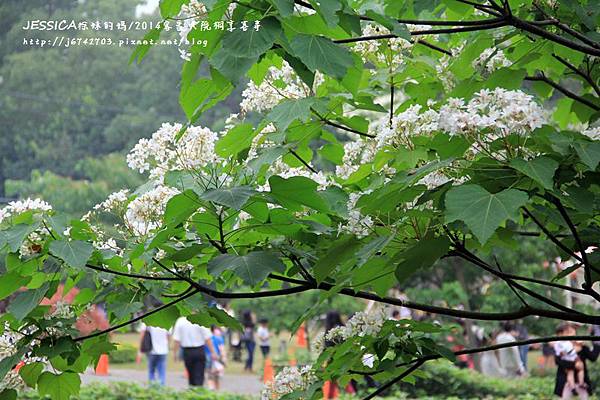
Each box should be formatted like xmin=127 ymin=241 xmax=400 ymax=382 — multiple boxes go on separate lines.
xmin=495 ymin=322 xmax=526 ymax=377
xmin=172 ymin=317 xmax=217 ymax=387
xmin=138 ymin=323 xmax=170 ymax=386
xmin=257 ymin=318 xmax=271 ymax=358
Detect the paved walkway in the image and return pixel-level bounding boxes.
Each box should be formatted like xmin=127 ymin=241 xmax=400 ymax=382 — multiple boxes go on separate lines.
xmin=82 ymin=368 xmax=263 ymax=395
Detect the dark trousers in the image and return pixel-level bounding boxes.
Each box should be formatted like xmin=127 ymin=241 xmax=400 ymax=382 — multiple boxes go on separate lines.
xmin=260 ymin=345 xmax=270 ymax=357
xmin=245 ymin=341 xmax=255 ymax=370
xmin=182 ymin=346 xmax=206 ymax=386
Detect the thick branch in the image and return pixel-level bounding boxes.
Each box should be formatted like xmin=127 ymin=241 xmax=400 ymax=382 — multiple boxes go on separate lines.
xmin=269 ymin=274 xmax=600 ymax=325
xmin=525 ymin=75 xmax=600 ymax=111
xmin=363 ymin=360 xmax=426 ymax=400
xmin=74 ymin=288 xmax=200 ymax=342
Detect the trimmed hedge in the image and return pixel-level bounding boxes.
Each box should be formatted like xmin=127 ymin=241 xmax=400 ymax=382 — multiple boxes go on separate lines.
xmin=394 ymin=361 xmax=555 ymax=399
xmin=19 ymin=383 xmax=252 ymax=400
xmin=110 ymin=343 xmax=138 ymax=364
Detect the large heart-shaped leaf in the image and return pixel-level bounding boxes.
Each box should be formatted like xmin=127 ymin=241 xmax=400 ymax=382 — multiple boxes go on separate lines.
xmin=445 ymin=185 xmax=529 ymax=244
xmin=49 ymin=240 xmax=94 ymax=269
xmin=267 ymin=98 xmax=316 ymax=131
xmin=201 ymin=186 xmax=256 ymax=210
xmin=222 ymin=17 xmax=281 ymax=58
xmin=37 ymin=372 xmax=81 ymax=400
xmin=290 ymin=34 xmax=354 ymax=78
xmin=510 ymin=156 xmax=558 ymax=189
xmin=269 ymin=176 xmax=329 ymax=212
xmin=208 ymin=251 xmax=286 ymax=286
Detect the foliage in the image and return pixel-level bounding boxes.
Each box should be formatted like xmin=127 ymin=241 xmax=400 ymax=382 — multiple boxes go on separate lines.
xmin=18 ymin=382 xmax=252 ymax=400
xmin=396 ymin=361 xmax=554 ymax=399
xmin=1 ymin=0 xmax=600 ymax=399
xmin=109 ymin=343 xmax=137 ymax=364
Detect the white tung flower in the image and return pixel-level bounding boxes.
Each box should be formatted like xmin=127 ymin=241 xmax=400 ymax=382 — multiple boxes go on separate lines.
xmin=339 ymin=192 xmax=373 ymax=238
xmin=93 ymin=189 xmax=130 ymax=212
xmin=0 ymin=198 xmax=52 ymax=224
xmin=240 ymin=61 xmax=323 ymax=114
xmin=472 ymin=47 xmax=512 ymax=75
xmin=261 ymin=365 xmax=317 ymax=400
xmin=124 ymin=186 xmax=179 ymax=236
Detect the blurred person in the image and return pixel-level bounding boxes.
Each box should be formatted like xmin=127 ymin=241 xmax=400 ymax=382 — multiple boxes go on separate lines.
xmin=515 ymin=321 xmax=530 ymax=370
xmin=173 ymin=317 xmax=217 ymax=387
xmin=480 ymin=332 xmax=507 ymax=377
xmin=206 ymin=326 xmax=226 ymax=390
xmin=554 ymin=323 xmax=600 ymax=399
xmin=241 ymin=310 xmax=256 ymax=372
xmin=137 ymin=323 xmax=170 ymax=386
xmin=257 ymin=318 xmax=271 ymax=358
xmin=554 ymin=325 xmax=586 ymax=394
xmin=496 ymin=322 xmax=526 ymax=377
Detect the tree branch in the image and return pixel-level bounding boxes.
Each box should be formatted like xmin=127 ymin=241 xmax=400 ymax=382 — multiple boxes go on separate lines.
xmin=268 ymin=274 xmax=600 ymax=325
xmin=553 ymin=54 xmax=600 ymax=97
xmin=525 ymin=75 xmax=600 ymax=111
xmin=74 ymin=287 xmax=200 ymax=342
xmin=362 ymin=360 xmax=427 ymax=400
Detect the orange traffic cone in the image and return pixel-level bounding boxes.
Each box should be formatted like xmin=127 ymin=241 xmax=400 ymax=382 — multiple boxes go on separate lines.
xmin=95 ymin=354 xmax=109 ymax=376
xmin=263 ymin=357 xmax=274 ymax=383
xmin=296 ymin=323 xmax=307 ymax=348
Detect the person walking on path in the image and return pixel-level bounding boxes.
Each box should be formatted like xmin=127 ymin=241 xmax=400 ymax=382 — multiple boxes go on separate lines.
xmin=137 ymin=323 xmax=170 ymax=386
xmin=206 ymin=326 xmax=226 ymax=390
xmin=496 ymin=322 xmax=526 ymax=377
xmin=173 ymin=317 xmax=217 ymax=387
xmin=241 ymin=310 xmax=256 ymax=372
xmin=257 ymin=318 xmax=271 ymax=358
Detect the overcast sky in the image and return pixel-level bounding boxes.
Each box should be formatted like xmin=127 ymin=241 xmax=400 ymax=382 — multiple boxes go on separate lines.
xmin=136 ymin=0 xmax=158 ymax=16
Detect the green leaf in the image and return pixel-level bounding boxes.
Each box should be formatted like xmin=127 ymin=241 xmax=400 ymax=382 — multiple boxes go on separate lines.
xmin=222 ymin=17 xmax=281 ymax=58
xmin=0 ymin=271 xmax=31 ymax=301
xmin=0 ymin=389 xmax=16 ymax=400
xmin=267 ymin=98 xmax=316 ymax=131
xmin=8 ymin=284 xmax=49 ymax=321
xmin=215 ymin=123 xmax=255 ymax=157
xmin=573 ymin=141 xmax=600 ymax=170
xmin=314 ymin=236 xmax=361 ymax=282
xmin=0 ymin=223 xmax=38 ymax=253
xmin=207 ymin=251 xmax=286 ymax=286
xmin=189 ymin=307 xmax=243 ymax=331
xmin=49 ymin=240 xmax=94 ymax=269
xmin=143 ymin=304 xmax=180 ymax=329
xmin=290 ymin=34 xmax=354 ymax=78
xmin=159 ymin=0 xmax=187 ymax=18
xmin=37 ymin=372 xmax=81 ymax=400
xmin=19 ymin=362 xmax=44 ymax=388
xmin=445 ymin=185 xmax=529 ymax=244
xmin=270 ymin=0 xmax=294 ymax=16
xmin=129 ymin=27 xmax=163 ymax=64
xmin=269 ymin=176 xmax=329 ymax=212
xmin=163 ymin=190 xmax=201 ymax=226
xmin=510 ymin=156 xmax=559 ymax=189
xmin=209 ymin=49 xmax=257 ymax=82
xmin=201 ymin=186 xmax=256 ymax=210
xmin=308 ymin=0 xmax=342 ymax=27
xmin=394 ymin=236 xmax=452 ymax=283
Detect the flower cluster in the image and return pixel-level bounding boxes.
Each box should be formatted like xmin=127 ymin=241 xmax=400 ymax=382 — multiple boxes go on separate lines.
xmin=472 ymin=47 xmax=512 ymax=75
xmin=261 ymin=365 xmax=317 ymax=400
xmin=338 ymin=192 xmax=373 ymax=238
xmin=93 ymin=189 xmax=130 ymax=212
xmin=438 ymin=88 xmax=546 ymax=140
xmin=126 ymin=122 xmax=220 ymax=181
xmin=240 ymin=61 xmax=323 ymax=114
xmin=354 ymin=24 xmax=413 ymax=69
xmin=324 ymin=309 xmax=387 ymax=346
xmin=124 ymin=185 xmax=179 ymax=236
xmin=377 ymin=104 xmax=440 ymax=149
xmin=0 ymin=198 xmax=52 ymax=224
